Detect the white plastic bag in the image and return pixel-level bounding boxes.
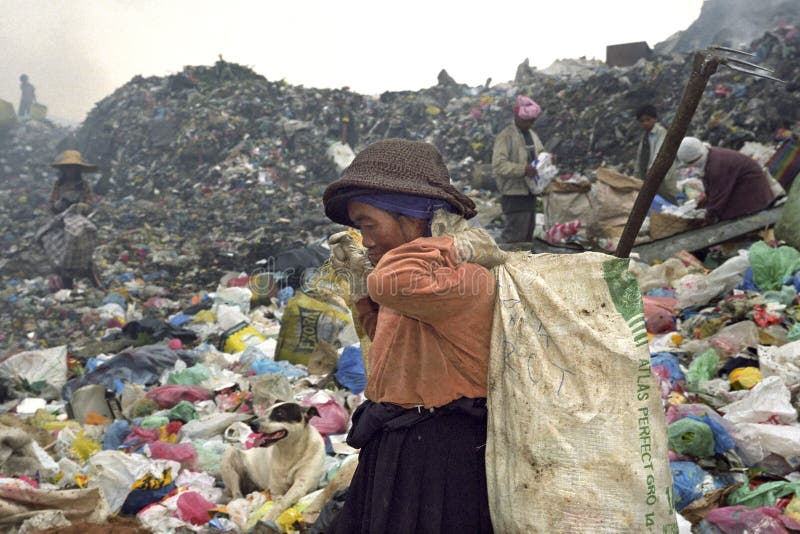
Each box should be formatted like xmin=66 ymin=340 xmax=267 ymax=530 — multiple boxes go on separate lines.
xmin=528 ymin=152 xmax=558 ymax=194
xmin=731 ymin=422 xmax=800 ymax=468
xmin=720 ymin=376 xmax=798 ymax=425
xmin=759 ymin=341 xmax=800 ymax=388
xmin=674 ymin=251 xmax=749 ymax=308
xmin=0 ymin=346 xmax=67 ymax=400
xmin=629 ymin=258 xmax=689 ymax=293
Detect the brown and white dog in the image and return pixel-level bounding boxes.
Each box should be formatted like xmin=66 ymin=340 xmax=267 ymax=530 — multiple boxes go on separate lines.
xmin=221 ymin=402 xmax=326 ymax=522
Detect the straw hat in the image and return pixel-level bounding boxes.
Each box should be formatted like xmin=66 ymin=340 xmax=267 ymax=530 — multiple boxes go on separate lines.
xmin=50 ymin=150 xmax=98 ymax=172
xmin=323 ymin=139 xmax=476 ymax=226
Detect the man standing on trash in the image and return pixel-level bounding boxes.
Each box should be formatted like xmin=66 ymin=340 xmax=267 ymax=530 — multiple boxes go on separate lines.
xmin=18 ymin=74 xmax=36 ymax=119
xmin=676 ymin=137 xmax=775 ymax=224
xmin=322 ymin=139 xmax=504 ymax=533
xmin=634 ymin=104 xmax=678 ymax=202
xmin=492 ymin=95 xmax=545 ymax=243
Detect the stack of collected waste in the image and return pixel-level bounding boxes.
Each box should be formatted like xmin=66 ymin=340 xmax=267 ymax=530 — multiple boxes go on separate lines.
xmin=632 ymin=239 xmax=800 ymax=531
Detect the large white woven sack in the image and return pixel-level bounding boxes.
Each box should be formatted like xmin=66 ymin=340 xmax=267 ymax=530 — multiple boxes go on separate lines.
xmin=486 ymin=251 xmax=676 ymax=533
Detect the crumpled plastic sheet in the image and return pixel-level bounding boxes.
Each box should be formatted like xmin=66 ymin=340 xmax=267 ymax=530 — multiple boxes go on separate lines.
xmin=62 ymin=344 xmax=196 ymax=400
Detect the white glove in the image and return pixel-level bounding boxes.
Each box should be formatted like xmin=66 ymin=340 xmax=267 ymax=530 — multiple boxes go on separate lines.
xmin=431 ymin=210 xmax=508 ymax=268
xmin=328 ymin=231 xmax=373 ymax=302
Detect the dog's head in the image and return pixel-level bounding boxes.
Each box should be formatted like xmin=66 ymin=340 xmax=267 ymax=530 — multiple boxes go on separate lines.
xmin=249 ymin=401 xmax=319 ymax=447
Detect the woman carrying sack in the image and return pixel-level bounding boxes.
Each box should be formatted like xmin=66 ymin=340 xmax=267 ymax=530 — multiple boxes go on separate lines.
xmin=40 ymin=150 xmax=102 ymax=289
xmin=322 ymin=139 xmax=505 ymax=533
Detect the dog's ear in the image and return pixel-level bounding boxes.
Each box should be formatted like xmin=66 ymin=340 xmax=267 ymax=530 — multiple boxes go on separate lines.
xmin=304 ymin=406 xmax=320 ymax=422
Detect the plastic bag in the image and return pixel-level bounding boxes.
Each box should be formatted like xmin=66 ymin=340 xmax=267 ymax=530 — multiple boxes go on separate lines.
xmin=302 ymin=390 xmax=348 ymax=437
xmin=274 ymin=290 xmax=353 ymax=365
xmin=732 ymin=422 xmax=800 ymax=468
xmin=686 ymin=349 xmax=720 ymax=392
xmin=630 ymin=258 xmax=689 ymax=293
xmin=705 ymin=505 xmax=800 ymax=533
xmin=682 ymin=321 xmax=760 ymax=357
xmin=674 ymin=252 xmax=750 ymax=308
xmin=671 ymin=461 xmax=718 ymax=511
xmin=180 ymin=412 xmax=251 ymax=440
xmin=728 ymin=479 xmax=800 ymax=508
xmin=174 ymin=490 xmax=215 ymax=525
xmin=146 ymin=385 xmax=211 ymax=408
xmin=720 ymin=376 xmax=797 ymax=425
xmin=147 ymin=441 xmax=197 ymax=470
xmin=759 ymin=341 xmax=800 ymax=387
xmin=167 ymin=364 xmax=210 ymax=386
xmin=0 ymin=346 xmax=67 ymax=401
xmin=528 ymin=152 xmax=558 ymax=194
xmin=168 ymin=400 xmax=199 ymax=423
xmin=748 ymin=241 xmax=800 ymax=291
xmin=776 ymin=172 xmax=800 ymax=249
xmin=192 ymin=437 xmax=226 ymax=476
xmin=668 ymin=418 xmax=715 ymax=458
xmin=335 ymin=345 xmax=367 ymax=394
xmin=643 ymin=296 xmax=677 ymax=334
xmin=87 ymin=450 xmax=156 ymax=513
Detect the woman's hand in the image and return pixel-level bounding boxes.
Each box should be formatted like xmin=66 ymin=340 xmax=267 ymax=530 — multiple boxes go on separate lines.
xmin=328 ymin=231 xmax=373 ymax=302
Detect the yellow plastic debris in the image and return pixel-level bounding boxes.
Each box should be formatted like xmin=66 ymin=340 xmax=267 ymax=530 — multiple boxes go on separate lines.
xmin=277 ymin=506 xmax=304 ymax=532
xmin=729 ymin=367 xmax=762 ymax=390
xmin=786 ymin=494 xmax=800 ymax=521
xmin=70 ymin=429 xmax=101 ymax=461
xmin=192 ymin=309 xmax=217 ymax=324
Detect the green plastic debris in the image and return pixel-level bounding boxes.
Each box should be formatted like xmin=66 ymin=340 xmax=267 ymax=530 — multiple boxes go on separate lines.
xmin=193 ymin=439 xmax=225 ymax=476
xmin=140 ymin=414 xmax=170 ymax=429
xmin=668 ymin=418 xmax=715 ymax=457
xmin=168 ymin=400 xmax=198 ymax=423
xmin=728 ymin=477 xmax=800 ymax=508
xmin=749 ymin=241 xmax=800 ymax=291
xmin=686 ymin=349 xmax=720 ymax=391
xmin=762 ymin=285 xmax=798 ymax=307
xmin=167 ymin=364 xmax=210 ymax=386
xmin=788 ymin=323 xmax=800 ymax=342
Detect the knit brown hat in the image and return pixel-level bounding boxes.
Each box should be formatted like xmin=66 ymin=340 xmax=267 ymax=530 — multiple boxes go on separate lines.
xmin=323 ymin=139 xmax=476 ymax=226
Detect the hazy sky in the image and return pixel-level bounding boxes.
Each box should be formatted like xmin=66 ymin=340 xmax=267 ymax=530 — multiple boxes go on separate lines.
xmin=1 ymin=0 xmax=704 ymax=124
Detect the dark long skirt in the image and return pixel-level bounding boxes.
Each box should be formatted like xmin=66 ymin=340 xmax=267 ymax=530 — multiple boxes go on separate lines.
xmin=333 ymin=399 xmax=493 ymax=534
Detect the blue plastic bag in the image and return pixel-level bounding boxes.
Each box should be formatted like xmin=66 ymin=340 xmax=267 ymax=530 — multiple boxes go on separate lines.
xmin=335 ymin=345 xmax=367 ymax=394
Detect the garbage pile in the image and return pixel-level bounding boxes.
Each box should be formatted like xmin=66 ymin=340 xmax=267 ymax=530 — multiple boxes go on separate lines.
xmin=632 ymin=239 xmax=800 ymax=532
xmin=0 ymin=18 xmax=799 ymax=533
xmin=0 ymin=119 xmax=74 ymax=277
xmin=0 ymin=267 xmax=366 ymax=532
xmin=71 ymin=22 xmax=799 ymax=195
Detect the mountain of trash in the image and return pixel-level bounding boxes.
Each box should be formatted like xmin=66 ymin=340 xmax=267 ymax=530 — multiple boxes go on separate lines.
xmin=0 ymin=21 xmax=798 ymax=295
xmin=655 ymin=0 xmax=800 ymax=55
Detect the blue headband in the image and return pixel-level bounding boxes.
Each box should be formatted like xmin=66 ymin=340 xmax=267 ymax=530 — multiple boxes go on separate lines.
xmin=350 ymin=193 xmax=456 ymax=220
xmin=349 ymin=193 xmax=457 ymax=236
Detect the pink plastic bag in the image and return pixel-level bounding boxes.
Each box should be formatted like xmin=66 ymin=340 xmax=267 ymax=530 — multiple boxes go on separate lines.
xmin=705 ymin=505 xmax=800 ymax=533
xmin=302 ymin=392 xmax=348 ymax=437
xmin=146 ymin=385 xmax=211 ymax=408
xmin=122 ymin=427 xmax=160 ymax=449
xmin=148 ymin=441 xmax=197 ymax=470
xmin=643 ymin=296 xmax=677 ymax=334
xmin=174 ymin=490 xmax=215 ymax=525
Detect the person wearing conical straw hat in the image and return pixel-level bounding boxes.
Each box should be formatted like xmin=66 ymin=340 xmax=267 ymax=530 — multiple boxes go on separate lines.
xmin=46 ymin=150 xmax=102 ymax=288
xmin=49 ymin=150 xmax=97 ymax=215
